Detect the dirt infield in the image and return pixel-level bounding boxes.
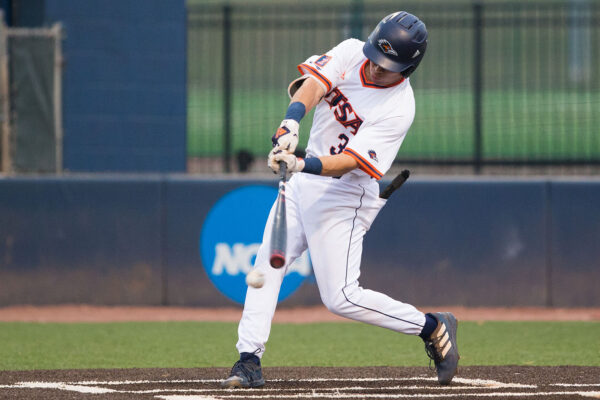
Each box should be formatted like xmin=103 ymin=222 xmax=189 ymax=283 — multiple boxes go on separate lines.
xmin=0 ymin=366 xmax=599 ymax=399
xmin=1 ymin=305 xmax=599 ymax=322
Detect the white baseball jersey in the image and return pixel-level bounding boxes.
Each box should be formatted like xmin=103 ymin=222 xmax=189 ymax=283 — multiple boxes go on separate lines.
xmin=297 ymin=38 xmax=415 ymax=180
xmin=236 ymin=39 xmax=426 ymax=358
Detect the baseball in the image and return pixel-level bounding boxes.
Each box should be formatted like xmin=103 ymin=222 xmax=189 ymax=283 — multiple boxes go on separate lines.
xmin=246 ymin=269 xmax=265 ymax=288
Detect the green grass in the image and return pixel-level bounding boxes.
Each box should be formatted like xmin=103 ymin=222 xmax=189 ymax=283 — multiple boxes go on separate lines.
xmin=1 ymin=321 xmax=599 ymax=370
xmin=187 ymin=88 xmax=600 ymax=159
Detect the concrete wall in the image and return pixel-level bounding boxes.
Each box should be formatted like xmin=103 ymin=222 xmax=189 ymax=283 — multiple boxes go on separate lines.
xmin=0 ymin=177 xmax=598 ymax=307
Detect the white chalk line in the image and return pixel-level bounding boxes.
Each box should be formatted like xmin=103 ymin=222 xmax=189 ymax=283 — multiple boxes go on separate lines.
xmin=159 ymin=397 xmax=220 ymax=400
xmin=9 ymin=382 xmax=116 ymax=394
xmin=66 ymin=376 xmax=531 ymax=387
xmin=119 ymin=383 xmax=540 ymax=393
xmin=553 ymin=384 xmax=600 ymax=387
xmin=156 ymin=392 xmax=600 ymax=399
xmin=451 ymin=377 xmax=535 ymax=388
xmin=0 ymin=384 xmax=535 ymax=394
xmin=8 ymin=376 xmax=534 ymax=391
xmin=69 ymin=377 xmax=418 ymax=385
xmin=1 ymin=376 xmax=599 ymax=399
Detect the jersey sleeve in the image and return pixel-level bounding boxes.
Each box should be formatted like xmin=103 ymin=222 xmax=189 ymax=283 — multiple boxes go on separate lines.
xmin=297 ymin=39 xmax=362 ymax=94
xmin=342 ymin=114 xmax=414 ymax=180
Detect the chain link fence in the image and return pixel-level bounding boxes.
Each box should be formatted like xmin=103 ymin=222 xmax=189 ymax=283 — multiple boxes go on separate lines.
xmin=0 ymin=16 xmax=63 ymax=174
xmin=187 ymin=1 xmax=599 ymax=175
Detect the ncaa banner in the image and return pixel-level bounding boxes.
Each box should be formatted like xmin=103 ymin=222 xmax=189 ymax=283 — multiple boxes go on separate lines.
xmin=199 ymin=186 xmax=312 ymax=304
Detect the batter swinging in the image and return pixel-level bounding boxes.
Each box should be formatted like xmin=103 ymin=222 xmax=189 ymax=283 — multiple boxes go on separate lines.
xmin=222 ymin=11 xmax=459 ymax=388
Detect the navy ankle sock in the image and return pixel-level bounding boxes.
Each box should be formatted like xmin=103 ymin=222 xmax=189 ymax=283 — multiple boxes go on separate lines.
xmin=419 ymin=313 xmax=438 ymax=340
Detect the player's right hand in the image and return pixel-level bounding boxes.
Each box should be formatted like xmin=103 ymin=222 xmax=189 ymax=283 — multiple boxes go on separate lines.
xmin=267 ymin=148 xmax=283 ymax=173
xmin=271 ymin=119 xmax=299 ymax=153
xmin=268 ymin=149 xmax=304 ymax=174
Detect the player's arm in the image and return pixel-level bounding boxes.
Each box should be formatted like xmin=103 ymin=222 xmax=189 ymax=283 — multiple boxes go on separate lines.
xmin=270 ymin=77 xmax=358 ymax=177
xmin=271 ymin=77 xmax=325 ymax=154
xmin=289 ymin=76 xmax=325 ymax=114
xmin=269 ymin=79 xmax=358 ymax=176
xmin=315 ymin=154 xmax=357 ymax=176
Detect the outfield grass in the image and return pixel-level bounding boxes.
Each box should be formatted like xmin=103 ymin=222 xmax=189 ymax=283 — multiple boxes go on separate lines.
xmin=1 ymin=321 xmax=598 ymax=370
xmin=188 ymin=88 xmax=600 ymax=160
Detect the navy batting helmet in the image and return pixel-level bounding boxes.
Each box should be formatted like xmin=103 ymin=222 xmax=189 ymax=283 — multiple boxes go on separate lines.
xmin=363 ymin=12 xmax=428 ymax=77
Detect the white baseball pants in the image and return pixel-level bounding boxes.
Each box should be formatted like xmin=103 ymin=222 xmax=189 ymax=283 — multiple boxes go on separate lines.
xmin=236 ymin=172 xmax=426 ymax=357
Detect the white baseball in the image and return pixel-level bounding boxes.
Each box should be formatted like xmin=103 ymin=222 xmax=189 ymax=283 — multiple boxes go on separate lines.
xmin=246 ymin=269 xmax=265 ymax=288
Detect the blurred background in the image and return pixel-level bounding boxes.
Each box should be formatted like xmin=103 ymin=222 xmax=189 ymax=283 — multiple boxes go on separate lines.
xmin=0 ymin=0 xmax=598 ymax=176
xmin=0 ymin=0 xmax=598 ymax=308
xmin=187 ymin=0 xmax=600 ymax=176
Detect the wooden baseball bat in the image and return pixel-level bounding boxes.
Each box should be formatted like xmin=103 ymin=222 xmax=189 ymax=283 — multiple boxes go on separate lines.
xmin=269 ymin=161 xmax=287 ymax=268
xmin=379 ymin=169 xmax=410 ymax=199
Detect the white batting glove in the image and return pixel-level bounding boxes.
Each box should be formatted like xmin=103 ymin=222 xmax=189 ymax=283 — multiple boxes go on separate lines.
xmin=272 ymin=151 xmax=304 ymax=174
xmin=271 ymin=119 xmax=299 ymax=153
xmin=267 ymin=148 xmax=280 ymax=172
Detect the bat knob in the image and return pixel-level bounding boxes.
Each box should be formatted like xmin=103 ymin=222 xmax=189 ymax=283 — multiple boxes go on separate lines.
xmin=270 ymin=254 xmax=286 ymax=269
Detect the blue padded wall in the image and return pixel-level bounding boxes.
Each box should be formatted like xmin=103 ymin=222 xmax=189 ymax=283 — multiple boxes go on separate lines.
xmin=362 ymin=180 xmax=549 ymax=307
xmin=1 ymin=177 xmax=599 ymax=306
xmin=44 ymin=0 xmax=186 ymax=172
xmin=0 ymin=176 xmax=164 ymax=304
xmin=549 ymin=182 xmax=600 ymax=307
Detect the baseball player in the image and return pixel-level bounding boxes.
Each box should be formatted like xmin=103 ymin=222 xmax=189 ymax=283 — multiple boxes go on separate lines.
xmin=222 ymin=12 xmax=459 ymax=388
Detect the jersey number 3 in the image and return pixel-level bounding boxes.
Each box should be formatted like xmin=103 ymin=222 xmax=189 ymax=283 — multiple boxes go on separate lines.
xmin=330 ymin=133 xmax=349 ymax=155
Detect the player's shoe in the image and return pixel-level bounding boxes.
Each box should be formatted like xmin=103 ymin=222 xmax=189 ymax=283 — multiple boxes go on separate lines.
xmin=221 ymin=353 xmax=265 ymax=388
xmin=423 ymin=312 xmax=460 ymax=385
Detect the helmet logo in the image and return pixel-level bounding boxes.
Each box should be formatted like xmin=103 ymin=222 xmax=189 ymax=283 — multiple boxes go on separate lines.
xmin=377 ymin=39 xmax=398 ymax=56
xmin=412 ymin=49 xmax=421 ymax=59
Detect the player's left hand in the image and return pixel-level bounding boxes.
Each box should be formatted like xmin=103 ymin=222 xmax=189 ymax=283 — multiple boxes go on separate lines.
xmin=268 ymin=149 xmax=304 ymax=174
xmin=271 ymin=119 xmax=299 ymax=153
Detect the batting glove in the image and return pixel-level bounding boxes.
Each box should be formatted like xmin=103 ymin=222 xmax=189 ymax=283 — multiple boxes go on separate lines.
xmin=268 ymin=149 xmax=304 ymax=174
xmin=267 ymin=148 xmax=282 ymax=172
xmin=271 ymin=119 xmax=299 ymax=153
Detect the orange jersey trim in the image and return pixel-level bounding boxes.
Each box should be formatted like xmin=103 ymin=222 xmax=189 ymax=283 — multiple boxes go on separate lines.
xmin=298 ymin=63 xmax=333 ymax=93
xmin=343 ymin=148 xmax=383 ymax=180
xmin=360 ymin=60 xmax=405 ymax=89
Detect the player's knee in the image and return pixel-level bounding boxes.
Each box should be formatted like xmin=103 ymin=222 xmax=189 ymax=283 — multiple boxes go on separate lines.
xmin=319 ymin=290 xmax=340 ymax=314
xmin=322 ymin=289 xmax=357 ymax=317
xmin=323 ymin=299 xmax=346 ymax=316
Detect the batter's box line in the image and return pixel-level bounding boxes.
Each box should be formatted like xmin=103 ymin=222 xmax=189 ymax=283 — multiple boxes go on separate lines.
xmin=0 ymin=385 xmax=537 ymax=394
xmin=1 ymin=376 xmax=537 ymax=394
xmin=154 ymin=391 xmax=600 ymax=399
xmin=552 ymin=384 xmax=600 ymax=387
xmin=3 ymin=379 xmax=600 ymax=399
xmin=67 ymin=377 xmax=415 ymax=385
xmin=58 ymin=376 xmax=533 ymax=387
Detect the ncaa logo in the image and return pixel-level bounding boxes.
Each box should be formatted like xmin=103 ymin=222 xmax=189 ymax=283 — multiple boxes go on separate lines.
xmin=200 ymin=185 xmax=312 ymax=304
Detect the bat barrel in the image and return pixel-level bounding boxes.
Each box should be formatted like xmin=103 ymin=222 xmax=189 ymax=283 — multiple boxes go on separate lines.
xmin=269 ymin=161 xmax=288 ymax=268
xmin=270 ymin=253 xmax=285 ymax=269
